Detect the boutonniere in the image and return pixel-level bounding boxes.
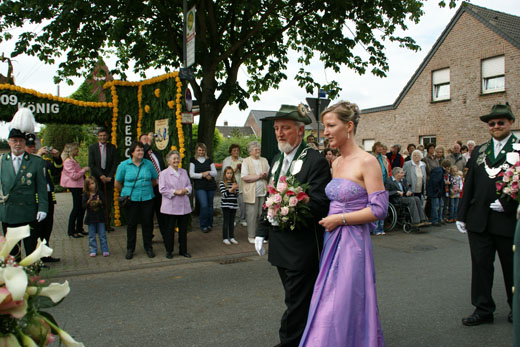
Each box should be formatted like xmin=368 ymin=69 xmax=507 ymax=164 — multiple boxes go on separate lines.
xmin=21 ymin=176 xmax=25 ymax=184
xmin=26 ymin=173 xmax=32 ymax=178
xmin=26 ymin=179 xmax=32 ymax=185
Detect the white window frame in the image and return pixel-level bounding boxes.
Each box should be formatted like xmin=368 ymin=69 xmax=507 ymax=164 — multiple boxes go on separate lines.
xmin=482 ymin=56 xmax=505 ymax=94
xmin=420 ymin=135 xmax=436 ymax=146
xmin=432 ymin=68 xmax=450 ymax=101
xmin=363 ymin=139 xmax=375 ymax=152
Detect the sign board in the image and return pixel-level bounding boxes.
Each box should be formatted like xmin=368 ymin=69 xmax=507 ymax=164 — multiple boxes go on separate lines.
xmin=186 ymin=6 xmax=196 ymax=67
xmin=182 ymin=112 xmax=194 ymax=124
xmin=306 ymin=97 xmax=331 ymax=122
xmin=185 ymin=87 xmax=193 ymax=112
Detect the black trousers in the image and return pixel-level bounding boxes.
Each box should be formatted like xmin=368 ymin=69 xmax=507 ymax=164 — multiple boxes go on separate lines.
xmin=68 ymin=188 xmax=85 ymax=236
xmin=222 ymin=208 xmax=236 ymax=239
xmin=276 ymin=266 xmax=318 ymax=347
xmin=2 ymin=221 xmax=37 ymax=259
xmin=467 ymin=230 xmax=514 ymax=314
xmin=125 ymin=199 xmax=154 ymax=252
xmin=161 ymin=214 xmax=188 ymax=254
xmin=152 ymin=185 xmax=166 ymax=232
xmin=98 ymin=179 xmax=114 ymax=227
xmin=36 ymin=193 xmax=55 ymax=246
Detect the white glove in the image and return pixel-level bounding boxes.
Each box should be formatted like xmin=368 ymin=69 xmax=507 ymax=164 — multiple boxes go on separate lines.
xmin=456 ymin=221 xmax=467 ymax=234
xmin=36 ymin=212 xmax=47 ymax=223
xmin=255 ymin=237 xmax=266 ymax=256
xmin=490 ymin=199 xmax=504 ymax=212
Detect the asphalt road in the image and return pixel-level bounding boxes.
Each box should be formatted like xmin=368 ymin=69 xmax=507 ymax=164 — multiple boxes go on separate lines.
xmin=46 ymin=225 xmax=512 ymax=347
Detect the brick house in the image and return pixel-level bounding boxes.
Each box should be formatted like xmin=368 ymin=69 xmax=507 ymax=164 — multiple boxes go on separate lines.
xmin=356 ymin=2 xmax=520 ymax=153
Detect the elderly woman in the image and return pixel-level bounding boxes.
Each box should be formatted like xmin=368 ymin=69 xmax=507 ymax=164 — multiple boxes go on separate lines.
xmin=60 ymin=143 xmax=90 ymax=238
xmin=159 ymin=150 xmax=192 ymax=259
xmin=403 ymin=149 xmax=428 ymax=207
xmin=115 ymin=141 xmax=158 ymax=260
xmin=222 ymin=144 xmax=246 ymax=226
xmin=241 ymin=141 xmax=269 ymax=243
xmin=190 ymin=142 xmax=217 ymax=232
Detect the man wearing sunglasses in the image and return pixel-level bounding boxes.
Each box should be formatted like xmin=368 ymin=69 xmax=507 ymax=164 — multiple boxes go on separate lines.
xmin=457 ymin=103 xmax=518 ymax=327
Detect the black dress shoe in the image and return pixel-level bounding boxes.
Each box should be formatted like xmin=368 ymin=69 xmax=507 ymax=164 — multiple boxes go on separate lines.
xmin=180 ymin=252 xmax=191 ymax=258
xmin=80 ymin=231 xmax=89 ymax=236
xmin=42 ymin=256 xmax=61 ymax=263
xmin=146 ymin=249 xmax=156 ymax=258
xmin=509 ymin=311 xmax=513 ymax=323
xmin=462 ymin=312 xmax=494 ymax=326
xmin=125 ymin=250 xmax=134 ymax=260
xmin=166 ymin=252 xmax=173 ymax=259
xmin=70 ymin=233 xmax=83 ymax=238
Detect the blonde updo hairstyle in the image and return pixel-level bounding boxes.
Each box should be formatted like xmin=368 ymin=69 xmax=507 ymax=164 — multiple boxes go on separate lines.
xmin=320 ymin=101 xmax=361 ymax=134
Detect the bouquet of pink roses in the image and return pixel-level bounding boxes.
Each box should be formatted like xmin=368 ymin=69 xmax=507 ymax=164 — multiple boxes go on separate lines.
xmin=263 ymin=175 xmax=311 ymax=231
xmin=496 ymin=160 xmax=520 ymax=200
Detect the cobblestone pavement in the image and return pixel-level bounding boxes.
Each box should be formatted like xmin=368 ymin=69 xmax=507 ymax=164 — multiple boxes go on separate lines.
xmin=47 ymin=192 xmax=257 ymax=277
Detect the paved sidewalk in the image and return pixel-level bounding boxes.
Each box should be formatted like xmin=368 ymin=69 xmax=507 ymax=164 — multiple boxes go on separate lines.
xmin=47 ymin=192 xmax=257 ymax=277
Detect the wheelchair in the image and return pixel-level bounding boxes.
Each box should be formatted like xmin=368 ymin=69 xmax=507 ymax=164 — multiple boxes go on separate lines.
xmin=384 ymin=201 xmax=414 ymax=233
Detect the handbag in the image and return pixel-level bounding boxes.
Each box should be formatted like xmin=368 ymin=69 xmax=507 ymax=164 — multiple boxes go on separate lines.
xmin=119 ymin=164 xmax=142 ymax=208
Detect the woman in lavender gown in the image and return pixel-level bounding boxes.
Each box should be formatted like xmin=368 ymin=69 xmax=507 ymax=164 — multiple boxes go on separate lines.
xmin=299 ymin=101 xmax=388 ymax=347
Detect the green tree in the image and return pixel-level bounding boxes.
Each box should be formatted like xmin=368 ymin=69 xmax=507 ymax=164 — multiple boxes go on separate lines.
xmin=0 ymin=0 xmax=457 ymax=154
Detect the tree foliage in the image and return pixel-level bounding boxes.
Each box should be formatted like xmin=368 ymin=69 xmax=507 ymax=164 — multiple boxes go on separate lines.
xmin=0 ymin=0 xmax=458 ymax=154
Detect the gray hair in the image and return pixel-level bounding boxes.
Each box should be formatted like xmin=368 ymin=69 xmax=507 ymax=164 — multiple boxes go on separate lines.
xmin=467 ymin=140 xmax=475 ymax=146
xmin=166 ymin=150 xmax=180 ymax=162
xmin=247 ymin=141 xmax=261 ymax=153
xmin=392 ymin=167 xmax=403 ymax=176
xmin=411 ymin=149 xmax=423 ymax=159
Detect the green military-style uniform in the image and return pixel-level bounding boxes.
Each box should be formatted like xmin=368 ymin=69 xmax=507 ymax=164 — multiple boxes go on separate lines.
xmin=0 ymin=152 xmax=48 ymax=224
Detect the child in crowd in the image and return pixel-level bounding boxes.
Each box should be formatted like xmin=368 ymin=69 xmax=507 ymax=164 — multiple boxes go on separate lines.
xmin=82 ymin=177 xmax=109 ymax=257
xmin=449 ymin=166 xmax=463 ymax=222
xmin=219 ymin=166 xmax=239 ymax=245
xmin=441 ymin=159 xmax=452 ymax=223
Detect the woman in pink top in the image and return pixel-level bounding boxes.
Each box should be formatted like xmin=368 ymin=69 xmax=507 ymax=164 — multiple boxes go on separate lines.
xmin=60 ymin=143 xmax=90 ymax=238
xmin=158 ymin=150 xmax=192 ymax=259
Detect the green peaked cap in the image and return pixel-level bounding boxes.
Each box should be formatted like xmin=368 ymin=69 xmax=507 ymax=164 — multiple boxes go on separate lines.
xmin=480 ymin=103 xmax=515 ymax=122
xmin=263 ymin=104 xmax=313 ymax=125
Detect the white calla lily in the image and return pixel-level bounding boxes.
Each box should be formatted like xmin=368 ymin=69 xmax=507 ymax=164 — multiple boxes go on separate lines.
xmin=0 ymin=226 xmax=30 ymax=258
xmin=507 ymin=152 xmax=520 ymax=165
xmin=17 ymin=330 xmax=37 ymax=347
xmin=55 ymin=328 xmax=85 ymax=347
xmin=38 ymin=281 xmax=70 ymax=303
xmin=19 ymin=239 xmax=53 ymax=267
xmin=2 ymin=266 xmax=28 ymax=301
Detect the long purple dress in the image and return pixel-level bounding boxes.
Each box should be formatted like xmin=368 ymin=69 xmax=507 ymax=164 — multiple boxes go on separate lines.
xmin=299 ymin=178 xmax=388 ymax=347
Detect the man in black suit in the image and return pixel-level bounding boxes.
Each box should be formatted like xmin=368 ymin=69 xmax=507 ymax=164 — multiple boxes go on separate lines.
xmin=385 ymin=166 xmax=429 ymax=227
xmin=140 ymin=132 xmax=166 ymax=233
xmin=457 ymin=104 xmax=520 ymax=326
xmin=88 ymin=128 xmax=118 ymax=231
xmin=255 ymin=105 xmax=331 ymax=347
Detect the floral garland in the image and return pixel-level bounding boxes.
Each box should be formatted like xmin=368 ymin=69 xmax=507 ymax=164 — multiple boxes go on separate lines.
xmin=104 ymin=71 xmax=185 ymax=226
xmin=0 ymin=83 xmax=111 ymax=108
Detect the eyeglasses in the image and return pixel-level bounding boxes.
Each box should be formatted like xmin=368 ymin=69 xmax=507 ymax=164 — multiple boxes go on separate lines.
xmin=488 ymin=121 xmax=506 ymax=127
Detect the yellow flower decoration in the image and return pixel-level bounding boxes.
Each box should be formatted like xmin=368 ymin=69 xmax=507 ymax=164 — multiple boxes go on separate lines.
xmin=144 ymin=105 xmax=150 ymax=113
xmin=154 ymin=88 xmax=160 ymax=98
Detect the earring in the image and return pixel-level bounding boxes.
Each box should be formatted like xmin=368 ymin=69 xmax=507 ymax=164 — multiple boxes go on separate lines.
xmin=347 ymin=132 xmax=350 ymax=140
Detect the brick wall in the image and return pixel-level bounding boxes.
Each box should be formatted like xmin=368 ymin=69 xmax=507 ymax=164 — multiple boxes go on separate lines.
xmin=356 ymin=11 xmax=520 ymax=152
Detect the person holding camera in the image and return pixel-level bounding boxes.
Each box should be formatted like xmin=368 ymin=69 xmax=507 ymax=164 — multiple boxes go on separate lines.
xmin=88 ymin=128 xmax=118 ymax=231
xmin=140 ymin=132 xmax=166 ymax=235
xmin=25 ymin=138 xmax=62 ymax=262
